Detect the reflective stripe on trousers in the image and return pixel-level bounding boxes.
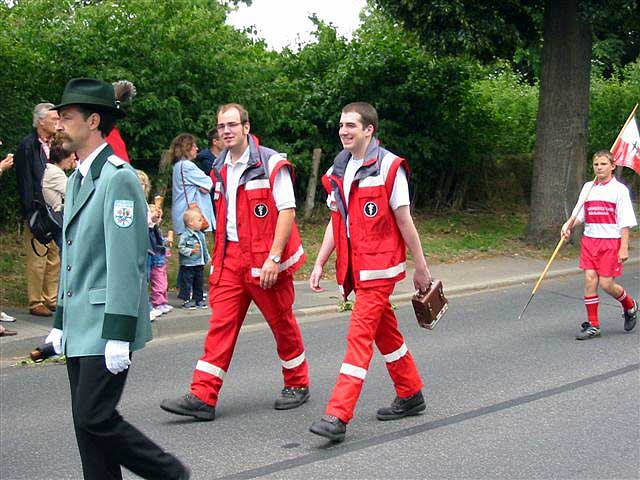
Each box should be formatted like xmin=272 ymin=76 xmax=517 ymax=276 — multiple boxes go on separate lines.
xmin=325 ymin=284 xmax=423 ymax=423
xmin=191 ymin=242 xmax=309 ymax=406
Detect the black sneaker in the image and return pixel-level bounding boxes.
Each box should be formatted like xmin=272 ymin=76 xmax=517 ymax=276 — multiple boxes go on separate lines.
xmin=576 ymin=322 xmax=601 ymax=340
xmin=309 ymin=415 xmax=346 ymax=442
xmin=160 ymin=393 xmax=216 ymax=421
xmin=376 ymin=390 xmax=426 ymax=421
xmin=623 ymin=300 xmax=637 ymax=332
xmin=195 ymin=300 xmax=208 ymax=309
xmin=274 ymin=387 xmax=310 ymax=410
xmin=181 ymin=300 xmax=197 ymax=310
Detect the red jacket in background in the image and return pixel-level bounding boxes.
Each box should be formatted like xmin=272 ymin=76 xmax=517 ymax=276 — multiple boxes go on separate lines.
xmin=106 ymin=127 xmax=130 ymax=163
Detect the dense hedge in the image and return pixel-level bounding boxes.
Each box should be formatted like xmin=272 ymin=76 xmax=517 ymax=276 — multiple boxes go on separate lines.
xmin=0 ymin=1 xmax=638 ymax=229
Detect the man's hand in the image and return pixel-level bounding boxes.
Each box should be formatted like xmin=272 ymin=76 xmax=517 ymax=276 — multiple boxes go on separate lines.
xmin=45 ymin=328 xmax=63 ymax=355
xmin=104 ymin=340 xmax=131 ymax=374
xmin=413 ymin=267 xmax=432 ymax=293
xmin=309 ymin=264 xmax=325 ymax=292
xmin=260 ymin=257 xmax=280 ymax=289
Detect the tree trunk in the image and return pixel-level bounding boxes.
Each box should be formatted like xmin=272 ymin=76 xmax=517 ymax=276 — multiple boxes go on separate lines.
xmin=525 ymin=0 xmax=591 ymax=245
xmin=303 ymin=148 xmax=322 ymax=220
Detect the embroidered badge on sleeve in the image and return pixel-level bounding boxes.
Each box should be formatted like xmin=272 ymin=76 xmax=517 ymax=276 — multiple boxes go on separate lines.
xmin=113 ymin=200 xmax=134 ymax=228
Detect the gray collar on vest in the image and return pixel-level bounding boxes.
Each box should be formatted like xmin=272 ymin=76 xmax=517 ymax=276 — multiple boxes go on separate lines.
xmin=332 ymin=136 xmax=382 ymax=180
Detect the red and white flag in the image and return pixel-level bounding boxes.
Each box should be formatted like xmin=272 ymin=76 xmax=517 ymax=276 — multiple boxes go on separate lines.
xmin=611 ymin=114 xmax=640 ymax=175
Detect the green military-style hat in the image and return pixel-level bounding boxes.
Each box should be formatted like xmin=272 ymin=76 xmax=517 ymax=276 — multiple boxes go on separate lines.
xmin=53 ymin=78 xmax=125 ymax=118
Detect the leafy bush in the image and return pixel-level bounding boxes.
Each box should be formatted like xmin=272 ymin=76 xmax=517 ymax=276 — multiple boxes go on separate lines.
xmin=1 ymin=1 xmax=637 ymax=228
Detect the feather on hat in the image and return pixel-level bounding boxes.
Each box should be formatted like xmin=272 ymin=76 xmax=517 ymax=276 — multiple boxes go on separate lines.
xmin=112 ymin=80 xmax=137 ymax=103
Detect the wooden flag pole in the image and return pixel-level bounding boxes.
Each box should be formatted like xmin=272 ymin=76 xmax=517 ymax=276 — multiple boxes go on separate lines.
xmin=518 ymin=104 xmax=638 ymax=320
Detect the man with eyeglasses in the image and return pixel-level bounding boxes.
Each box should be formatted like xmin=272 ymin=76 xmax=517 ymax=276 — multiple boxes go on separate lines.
xmin=161 ymin=103 xmax=310 ymax=421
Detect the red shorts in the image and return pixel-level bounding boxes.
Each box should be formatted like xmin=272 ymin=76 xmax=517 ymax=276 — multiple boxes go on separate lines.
xmin=579 ymin=236 xmax=623 ymax=277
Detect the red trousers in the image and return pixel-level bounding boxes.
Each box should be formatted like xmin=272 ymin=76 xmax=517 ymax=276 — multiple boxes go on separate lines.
xmin=326 ymin=284 xmax=423 ymax=423
xmin=191 ymin=242 xmax=309 ymax=406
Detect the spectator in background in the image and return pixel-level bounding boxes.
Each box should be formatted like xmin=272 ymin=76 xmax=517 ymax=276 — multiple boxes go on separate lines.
xmin=0 ymin=152 xmax=14 ymax=175
xmin=136 ymin=169 xmax=163 ymax=322
xmin=137 ymin=168 xmax=173 ymax=320
xmin=42 ymin=136 xmax=77 ymax=248
xmin=14 ymin=103 xmax=60 ymax=317
xmin=195 ymin=128 xmax=223 ymax=176
xmin=0 ymin=153 xmax=18 ymax=336
xmin=105 ymin=80 xmax=136 ymax=163
xmin=148 ymin=204 xmax=173 ymax=316
xmin=177 ymin=208 xmax=210 ymax=310
xmin=169 ymin=133 xmax=214 ymax=235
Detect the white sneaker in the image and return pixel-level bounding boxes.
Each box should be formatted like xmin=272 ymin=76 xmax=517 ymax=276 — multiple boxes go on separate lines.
xmin=150 ymin=308 xmax=163 ymax=321
xmin=158 ymin=304 xmax=174 ymax=314
xmin=0 ymin=312 xmax=16 ymax=322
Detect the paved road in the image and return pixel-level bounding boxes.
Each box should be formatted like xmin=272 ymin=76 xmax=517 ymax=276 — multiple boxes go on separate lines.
xmin=1 ymin=271 xmax=638 ymax=479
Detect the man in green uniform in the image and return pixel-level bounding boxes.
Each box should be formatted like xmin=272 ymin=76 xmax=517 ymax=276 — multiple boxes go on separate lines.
xmin=45 ymin=78 xmax=189 ymax=480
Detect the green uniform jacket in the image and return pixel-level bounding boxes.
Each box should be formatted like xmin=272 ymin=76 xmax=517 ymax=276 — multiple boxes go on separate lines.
xmin=53 ymin=144 xmax=152 ymax=357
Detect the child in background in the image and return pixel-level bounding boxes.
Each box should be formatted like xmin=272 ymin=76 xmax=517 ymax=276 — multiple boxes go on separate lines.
xmin=148 ymin=204 xmax=173 ymax=316
xmin=178 ymin=208 xmax=210 ymax=309
xmin=561 ymin=150 xmax=638 ymax=340
xmin=136 ymin=169 xmax=172 ymax=321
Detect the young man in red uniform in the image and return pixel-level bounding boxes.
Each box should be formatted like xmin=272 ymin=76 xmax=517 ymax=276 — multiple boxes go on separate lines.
xmin=309 ymin=102 xmax=432 ymax=442
xmin=161 ymin=103 xmax=310 ymax=420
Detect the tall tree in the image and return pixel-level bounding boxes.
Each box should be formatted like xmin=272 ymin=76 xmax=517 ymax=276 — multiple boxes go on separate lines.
xmin=374 ymin=0 xmax=639 ymax=243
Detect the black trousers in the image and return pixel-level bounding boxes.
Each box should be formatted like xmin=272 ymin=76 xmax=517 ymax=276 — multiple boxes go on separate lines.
xmin=177 ymin=265 xmax=204 ymax=302
xmin=66 ymin=356 xmax=185 ymax=480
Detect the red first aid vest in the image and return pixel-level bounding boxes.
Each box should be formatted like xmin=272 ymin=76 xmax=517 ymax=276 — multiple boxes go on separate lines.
xmin=322 ymin=138 xmax=408 ymax=298
xmin=209 ymin=135 xmax=305 ymax=285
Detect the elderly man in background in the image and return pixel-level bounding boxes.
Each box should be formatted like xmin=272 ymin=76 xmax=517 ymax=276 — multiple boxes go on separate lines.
xmin=14 ymin=103 xmax=61 ymax=317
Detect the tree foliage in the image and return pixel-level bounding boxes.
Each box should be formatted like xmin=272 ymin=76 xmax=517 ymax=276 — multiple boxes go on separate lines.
xmin=374 ymin=0 xmax=639 ymax=243
xmin=0 ymin=0 xmax=637 ymax=230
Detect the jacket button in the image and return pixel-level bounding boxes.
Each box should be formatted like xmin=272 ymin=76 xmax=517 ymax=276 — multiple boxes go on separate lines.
xmin=66 ymin=265 xmax=71 ymax=271
xmin=66 ymin=290 xmax=73 ymax=297
xmin=67 ymin=239 xmax=72 ymax=245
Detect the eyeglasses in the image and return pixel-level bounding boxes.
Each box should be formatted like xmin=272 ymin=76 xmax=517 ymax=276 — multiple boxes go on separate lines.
xmin=216 ymin=122 xmax=243 ymax=131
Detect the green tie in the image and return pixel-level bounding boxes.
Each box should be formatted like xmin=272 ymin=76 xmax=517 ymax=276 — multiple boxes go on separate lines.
xmin=72 ymin=172 xmax=83 ymax=206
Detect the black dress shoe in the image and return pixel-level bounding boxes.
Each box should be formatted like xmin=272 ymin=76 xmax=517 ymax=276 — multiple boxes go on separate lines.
xmin=274 ymin=386 xmax=310 ymax=410
xmin=376 ymin=391 xmax=426 ymax=421
xmin=309 ymin=415 xmax=346 ymax=442
xmin=160 ymin=393 xmax=216 ymax=421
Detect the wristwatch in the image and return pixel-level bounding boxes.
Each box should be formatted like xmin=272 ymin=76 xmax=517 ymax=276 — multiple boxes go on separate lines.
xmin=268 ymin=254 xmax=281 ymax=264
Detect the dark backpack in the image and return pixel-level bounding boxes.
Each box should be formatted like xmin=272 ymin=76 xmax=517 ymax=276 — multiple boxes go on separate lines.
xmin=28 ymin=200 xmax=63 ymax=256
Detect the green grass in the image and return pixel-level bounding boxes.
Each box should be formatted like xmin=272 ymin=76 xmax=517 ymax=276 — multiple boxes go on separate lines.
xmin=0 ymin=206 xmax=587 ymax=308
xmin=0 ymin=226 xmax=28 ymax=308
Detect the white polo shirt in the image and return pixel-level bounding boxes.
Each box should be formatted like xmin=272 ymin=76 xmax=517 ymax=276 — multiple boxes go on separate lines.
xmin=572 ymin=177 xmax=637 ymax=238
xmin=327 ymin=158 xmax=410 ymax=237
xmin=224 ymin=146 xmax=296 ymax=242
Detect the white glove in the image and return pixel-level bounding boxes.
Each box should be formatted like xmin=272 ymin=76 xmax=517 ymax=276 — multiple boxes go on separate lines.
xmin=104 ymin=340 xmax=131 ymax=374
xmin=45 ymin=328 xmax=63 ymax=355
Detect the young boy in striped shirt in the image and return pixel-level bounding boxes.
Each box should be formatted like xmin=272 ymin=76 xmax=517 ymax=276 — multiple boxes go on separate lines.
xmin=561 ymin=150 xmax=638 ymax=340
